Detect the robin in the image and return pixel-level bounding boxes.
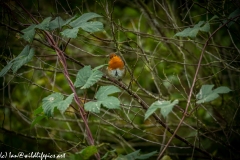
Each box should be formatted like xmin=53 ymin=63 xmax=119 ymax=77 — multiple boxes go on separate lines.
xmin=107 ymin=53 xmax=125 ymax=80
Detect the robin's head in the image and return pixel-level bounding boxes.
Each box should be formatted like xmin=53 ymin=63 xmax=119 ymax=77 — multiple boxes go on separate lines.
xmin=109 ymin=53 xmax=117 ymax=59
xmin=108 ymin=53 xmax=124 ymax=70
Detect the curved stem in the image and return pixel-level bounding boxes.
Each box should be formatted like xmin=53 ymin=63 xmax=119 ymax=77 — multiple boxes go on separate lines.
xmin=157 ymin=14 xmax=240 ymax=160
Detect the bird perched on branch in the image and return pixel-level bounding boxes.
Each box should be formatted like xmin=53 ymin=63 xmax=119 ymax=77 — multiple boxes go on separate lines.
xmin=107 ymin=53 xmax=125 ymax=80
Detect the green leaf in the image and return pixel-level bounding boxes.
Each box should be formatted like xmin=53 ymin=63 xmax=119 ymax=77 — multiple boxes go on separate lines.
xmin=36 ymin=17 xmax=52 ymax=30
xmin=145 ymin=100 xmax=179 ymax=120
xmin=79 ymin=21 xmax=103 ymax=33
xmin=57 ymin=93 xmax=74 ymax=113
xmin=61 ymin=27 xmax=79 ymax=38
xmin=196 ymin=85 xmax=232 ymax=104
xmin=74 ymin=65 xmax=103 ymax=89
xmin=84 ymin=85 xmax=121 ymax=113
xmin=95 ymin=85 xmax=121 ymax=99
xmin=0 ymin=63 xmax=13 ymax=77
xmin=174 ymin=27 xmax=198 ymax=38
xmin=63 ymin=15 xmax=78 ymax=26
xmin=74 ymin=66 xmax=92 ymax=88
xmin=84 ymin=101 xmax=101 ymax=113
xmin=21 ymin=24 xmax=36 ymax=42
xmin=42 ymin=92 xmax=63 ymax=117
xmin=174 ymin=21 xmax=210 ymax=38
xmin=31 ymin=115 xmax=46 ymax=128
xmin=199 ymin=22 xmax=210 ymax=32
xmin=69 ymin=12 xmax=102 ymax=28
xmin=194 ymin=21 xmax=205 ymax=28
xmin=0 ymin=45 xmax=35 ymax=76
xmin=33 ymin=106 xmax=43 ymax=116
xmin=79 ymin=145 xmax=98 ymax=160
xmin=49 ymin=17 xmax=65 ymax=30
xmin=101 ymin=96 xmax=120 ymax=109
xmin=81 ymin=70 xmax=103 ymax=89
xmin=196 ymin=84 xmax=214 ymax=100
xmin=212 ymin=86 xmax=232 ymax=94
xmin=42 ymin=92 xmax=75 ymax=116
xmin=11 ymin=46 xmax=35 ymax=73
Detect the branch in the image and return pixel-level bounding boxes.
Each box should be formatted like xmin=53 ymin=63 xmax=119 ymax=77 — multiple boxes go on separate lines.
xmin=15 ymin=2 xmax=100 ymax=159
xmin=157 ymin=14 xmax=240 ymax=160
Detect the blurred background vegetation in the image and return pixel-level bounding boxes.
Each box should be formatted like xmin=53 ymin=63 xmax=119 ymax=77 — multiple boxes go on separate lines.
xmin=0 ymin=0 xmax=240 ymax=159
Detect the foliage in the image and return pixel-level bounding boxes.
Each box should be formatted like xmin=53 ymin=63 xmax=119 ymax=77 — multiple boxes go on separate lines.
xmin=42 ymin=92 xmax=74 ymax=117
xmin=74 ymin=65 xmax=103 ymax=89
xmin=0 ymin=1 xmax=239 ymax=160
xmin=84 ymin=85 xmax=121 ymax=113
xmin=145 ymin=99 xmax=179 ymax=120
xmin=196 ymin=85 xmax=232 ymax=104
xmin=174 ymin=21 xmax=210 ymax=38
xmin=0 ymin=45 xmax=35 ymax=76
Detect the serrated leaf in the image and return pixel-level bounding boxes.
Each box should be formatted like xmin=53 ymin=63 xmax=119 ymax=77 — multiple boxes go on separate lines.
xmin=57 ymin=93 xmax=74 ymax=113
xmin=74 ymin=65 xmax=103 ymax=89
xmin=0 ymin=45 xmax=35 ymax=76
xmin=0 ymin=62 xmax=13 ymax=77
xmin=194 ymin=21 xmax=205 ymax=28
xmin=36 ymin=17 xmax=52 ymax=30
xmin=95 ymin=85 xmax=121 ymax=99
xmin=84 ymin=85 xmax=121 ymax=113
xmin=69 ymin=12 xmax=102 ymax=28
xmin=84 ymin=101 xmax=101 ymax=113
xmin=196 ymin=85 xmax=232 ymax=104
xmin=199 ymin=22 xmax=210 ymax=32
xmin=63 ymin=15 xmax=78 ymax=26
xmin=196 ymin=93 xmax=219 ymax=104
xmin=21 ymin=24 xmax=36 ymax=42
xmin=11 ymin=46 xmax=35 ymax=73
xmin=49 ymin=17 xmax=65 ymax=30
xmin=79 ymin=146 xmax=98 ymax=160
xmin=101 ymin=96 xmax=120 ymax=109
xmin=160 ymin=99 xmax=178 ymax=118
xmin=74 ymin=66 xmax=92 ymax=88
xmin=79 ymin=21 xmax=103 ymax=33
xmin=61 ymin=27 xmax=79 ymax=38
xmin=175 ymin=21 xmax=210 ymax=38
xmin=174 ymin=27 xmax=192 ymax=37
xmin=42 ymin=93 xmax=63 ymax=117
xmin=81 ymin=70 xmax=103 ymax=89
xmin=212 ymin=86 xmax=232 ymax=94
xmin=145 ymin=100 xmax=179 ymax=120
xmin=196 ymin=84 xmax=214 ymax=100
xmin=144 ymin=102 xmax=160 ymax=120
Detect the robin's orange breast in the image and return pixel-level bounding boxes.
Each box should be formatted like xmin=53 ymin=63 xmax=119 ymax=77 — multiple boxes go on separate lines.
xmin=107 ymin=53 xmax=125 ymax=80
